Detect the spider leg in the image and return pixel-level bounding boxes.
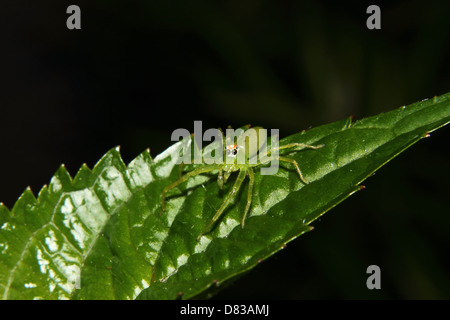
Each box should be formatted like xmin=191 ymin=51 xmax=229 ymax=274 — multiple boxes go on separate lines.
xmin=178 ymin=163 xmax=184 ymax=178
xmin=267 ymin=142 xmax=324 ymax=157
xmin=278 ymin=156 xmax=309 ymax=184
xmin=252 ymin=155 xmax=309 ymax=184
xmin=278 ymin=142 xmax=324 ymax=150
xmin=223 ymin=164 xmax=234 ymax=183
xmin=198 ymin=169 xmax=247 ymax=240
xmin=217 ymin=167 xmax=224 ymax=189
xmin=161 ymin=164 xmax=218 ymax=213
xmin=241 ymin=168 xmax=255 ymax=228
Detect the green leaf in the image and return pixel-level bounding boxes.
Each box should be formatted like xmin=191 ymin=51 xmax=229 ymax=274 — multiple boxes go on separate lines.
xmin=1 ymin=93 xmax=449 ymax=300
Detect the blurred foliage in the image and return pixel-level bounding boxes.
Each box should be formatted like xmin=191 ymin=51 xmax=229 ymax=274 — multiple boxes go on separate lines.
xmin=0 ymin=0 xmax=449 ymax=298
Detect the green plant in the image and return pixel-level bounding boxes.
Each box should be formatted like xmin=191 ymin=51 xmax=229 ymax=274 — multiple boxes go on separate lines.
xmin=1 ymin=93 xmax=449 ymax=300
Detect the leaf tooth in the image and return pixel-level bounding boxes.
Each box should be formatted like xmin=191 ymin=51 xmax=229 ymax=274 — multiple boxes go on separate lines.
xmin=144 ymin=148 xmax=152 ymax=161
xmin=344 ymin=115 xmax=354 ymax=129
xmin=22 ymin=186 xmax=36 ymax=201
xmin=126 ymin=149 xmax=155 ymax=189
xmin=72 ymin=163 xmax=94 ymax=188
xmin=128 ymin=148 xmax=153 ymax=168
xmin=55 ymin=164 xmax=73 ymax=184
xmin=10 ymin=187 xmax=37 ymax=223
xmin=34 ymin=184 xmax=55 ymax=224
xmin=0 ymin=202 xmax=10 ymax=221
xmin=347 ymin=185 xmax=364 ymax=197
xmin=92 ymin=146 xmax=126 ymax=176
xmin=36 ymin=184 xmax=49 ymax=202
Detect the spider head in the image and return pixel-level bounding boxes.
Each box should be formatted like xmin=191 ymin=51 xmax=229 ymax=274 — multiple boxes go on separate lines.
xmin=225 ymin=144 xmax=239 ymax=157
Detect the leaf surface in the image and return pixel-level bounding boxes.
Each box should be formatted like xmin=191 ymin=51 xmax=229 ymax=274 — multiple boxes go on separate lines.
xmin=0 ymin=93 xmax=449 ymax=299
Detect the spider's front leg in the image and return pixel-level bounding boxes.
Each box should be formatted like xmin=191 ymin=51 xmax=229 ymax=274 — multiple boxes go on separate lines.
xmin=276 ymin=142 xmax=325 ymax=152
xmin=278 ymin=156 xmax=309 ymax=184
xmin=257 ymin=141 xmax=324 ymax=184
xmin=264 ymin=142 xmax=324 ymax=159
xmin=161 ymin=164 xmax=219 ymax=213
xmin=256 ymin=154 xmax=310 ymax=184
xmin=223 ymin=164 xmax=235 ymax=184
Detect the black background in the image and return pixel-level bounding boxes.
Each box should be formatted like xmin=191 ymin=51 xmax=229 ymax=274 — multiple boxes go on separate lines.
xmin=1 ymin=0 xmax=449 ymax=299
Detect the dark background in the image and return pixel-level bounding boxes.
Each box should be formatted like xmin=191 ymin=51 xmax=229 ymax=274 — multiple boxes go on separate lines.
xmin=1 ymin=0 xmax=449 ymax=299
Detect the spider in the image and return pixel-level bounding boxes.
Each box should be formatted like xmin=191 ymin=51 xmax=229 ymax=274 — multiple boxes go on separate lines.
xmin=161 ymin=126 xmax=324 ymax=239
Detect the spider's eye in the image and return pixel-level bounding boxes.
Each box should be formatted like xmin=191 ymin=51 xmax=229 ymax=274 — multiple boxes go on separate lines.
xmin=226 ymin=149 xmax=231 ymax=155
xmin=232 ymin=149 xmax=238 ymax=156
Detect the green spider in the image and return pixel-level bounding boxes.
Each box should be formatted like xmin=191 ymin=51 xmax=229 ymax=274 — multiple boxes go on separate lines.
xmin=161 ymin=126 xmax=324 ymax=239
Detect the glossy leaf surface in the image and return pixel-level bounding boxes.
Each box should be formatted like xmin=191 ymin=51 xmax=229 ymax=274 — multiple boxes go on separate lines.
xmin=0 ymin=93 xmax=449 ymax=299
